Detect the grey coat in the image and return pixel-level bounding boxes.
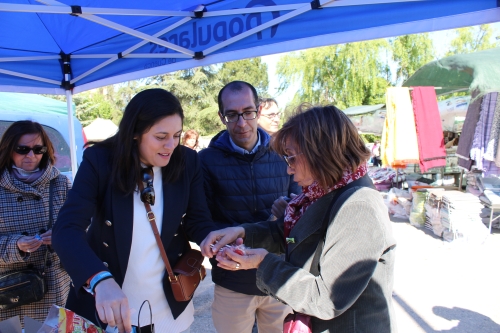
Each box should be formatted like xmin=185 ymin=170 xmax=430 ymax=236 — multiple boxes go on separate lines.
xmin=243 ymin=187 xmax=397 ymax=333
xmin=0 ymin=165 xmax=71 ymax=325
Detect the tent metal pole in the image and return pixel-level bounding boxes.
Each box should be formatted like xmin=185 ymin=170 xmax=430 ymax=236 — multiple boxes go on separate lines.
xmin=0 ymin=68 xmax=60 ymax=85
xmin=65 ymin=90 xmax=78 ymax=181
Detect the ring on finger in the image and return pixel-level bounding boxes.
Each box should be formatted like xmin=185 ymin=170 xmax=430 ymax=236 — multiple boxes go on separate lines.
xmin=235 ymin=263 xmax=240 ymax=269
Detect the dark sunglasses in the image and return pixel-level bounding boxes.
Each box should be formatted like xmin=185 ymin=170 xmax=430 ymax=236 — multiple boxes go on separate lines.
xmin=15 ymin=145 xmax=47 ymax=155
xmin=140 ymin=167 xmax=155 ymax=206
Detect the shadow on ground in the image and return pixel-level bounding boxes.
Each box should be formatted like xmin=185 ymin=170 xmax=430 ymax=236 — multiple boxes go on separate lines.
xmin=192 ymin=269 xmax=217 ymax=332
xmin=393 ymin=292 xmax=500 ymax=333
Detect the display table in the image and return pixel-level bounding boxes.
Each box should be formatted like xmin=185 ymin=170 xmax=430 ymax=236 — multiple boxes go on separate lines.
xmin=481 ymin=201 xmax=500 ymax=234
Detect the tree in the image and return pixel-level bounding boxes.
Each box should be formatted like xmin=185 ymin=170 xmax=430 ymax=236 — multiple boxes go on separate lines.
xmin=447 ymin=24 xmax=499 ymax=56
xmin=218 ymin=58 xmax=269 ymax=96
xmin=276 ymin=40 xmax=391 ymax=110
xmin=73 ymin=87 xmax=123 ymax=126
xmin=147 ymin=58 xmax=269 ymax=135
xmin=391 ymin=33 xmax=435 ymax=85
xmin=146 ymin=66 xmax=223 ymax=135
xmin=46 ymin=58 xmax=269 ymax=136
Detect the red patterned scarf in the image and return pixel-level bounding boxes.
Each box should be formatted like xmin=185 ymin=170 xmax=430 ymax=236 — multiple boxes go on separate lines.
xmin=284 ymin=163 xmax=367 ymax=239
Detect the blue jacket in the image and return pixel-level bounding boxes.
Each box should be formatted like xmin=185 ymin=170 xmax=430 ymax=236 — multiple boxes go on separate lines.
xmin=199 ymin=128 xmax=301 ymax=295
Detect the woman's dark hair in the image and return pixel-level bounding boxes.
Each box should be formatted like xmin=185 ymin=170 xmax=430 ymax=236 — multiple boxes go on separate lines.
xmin=271 ymin=104 xmax=371 ymax=189
xmin=0 ymin=120 xmax=56 ymax=174
xmin=95 ymin=88 xmax=185 ymax=195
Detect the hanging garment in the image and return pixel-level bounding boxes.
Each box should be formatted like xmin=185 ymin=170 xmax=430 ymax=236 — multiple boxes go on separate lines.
xmin=382 ymin=87 xmax=419 ymax=168
xmin=470 ymin=92 xmax=500 ymax=176
xmin=493 ymin=94 xmax=500 ymax=167
xmin=457 ymin=91 xmax=482 ymax=170
xmin=484 ymin=93 xmax=500 ymax=162
xmin=411 ymin=87 xmax=446 ymax=172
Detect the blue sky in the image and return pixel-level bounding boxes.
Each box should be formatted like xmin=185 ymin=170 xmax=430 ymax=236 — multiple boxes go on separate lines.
xmin=263 ymin=23 xmax=500 ymax=108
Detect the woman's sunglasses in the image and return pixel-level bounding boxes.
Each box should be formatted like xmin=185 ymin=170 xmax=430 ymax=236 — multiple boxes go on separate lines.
xmin=283 ymin=153 xmax=303 ymax=168
xmin=15 ymin=145 xmax=47 ymax=155
xmin=140 ymin=167 xmax=155 ymax=206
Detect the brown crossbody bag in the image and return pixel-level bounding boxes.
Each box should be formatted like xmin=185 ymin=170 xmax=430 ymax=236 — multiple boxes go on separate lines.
xmin=138 ymin=181 xmax=206 ymax=302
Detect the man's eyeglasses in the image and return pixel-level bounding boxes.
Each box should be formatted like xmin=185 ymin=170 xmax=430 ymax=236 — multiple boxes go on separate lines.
xmin=14 ymin=145 xmax=47 ymax=155
xmin=260 ymin=112 xmax=282 ymax=119
xmin=283 ymin=153 xmax=303 ymax=168
xmin=140 ymin=167 xmax=155 ymax=205
xmin=223 ymin=111 xmax=258 ymax=123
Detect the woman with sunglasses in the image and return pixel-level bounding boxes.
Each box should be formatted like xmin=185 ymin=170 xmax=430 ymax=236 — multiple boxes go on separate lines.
xmin=201 ymin=105 xmax=397 ymax=332
xmin=0 ymin=120 xmax=71 ymax=326
xmin=53 ymin=89 xmax=215 ymax=333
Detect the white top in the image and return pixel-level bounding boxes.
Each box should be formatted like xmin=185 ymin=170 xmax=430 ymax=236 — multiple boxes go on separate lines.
xmin=121 ymin=166 xmax=194 ymax=332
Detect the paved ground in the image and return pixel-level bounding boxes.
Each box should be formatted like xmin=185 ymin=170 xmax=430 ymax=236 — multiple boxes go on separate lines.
xmin=190 ymin=219 xmax=500 ymax=332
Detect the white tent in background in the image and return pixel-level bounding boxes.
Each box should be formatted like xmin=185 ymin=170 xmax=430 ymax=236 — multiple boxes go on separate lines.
xmin=83 ymin=118 xmax=118 ymax=142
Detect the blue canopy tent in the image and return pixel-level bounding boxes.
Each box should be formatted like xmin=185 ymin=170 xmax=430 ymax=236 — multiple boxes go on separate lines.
xmin=1 ymin=0 xmax=499 ymax=178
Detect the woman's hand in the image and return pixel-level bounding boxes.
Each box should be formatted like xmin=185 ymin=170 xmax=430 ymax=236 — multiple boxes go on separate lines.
xmin=40 ymin=229 xmax=52 ymax=245
xmin=200 ymin=227 xmax=245 ymax=257
xmin=17 ymin=236 xmax=43 ymax=254
xmin=271 ymin=193 xmax=297 ymax=219
xmin=95 ymin=279 xmax=132 ymax=333
xmin=215 ymin=247 xmax=269 ymax=271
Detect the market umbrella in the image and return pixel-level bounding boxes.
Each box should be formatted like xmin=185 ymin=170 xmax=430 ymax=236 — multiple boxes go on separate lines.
xmin=83 ymin=118 xmax=118 ymax=142
xmin=403 ymin=47 xmax=500 ymax=95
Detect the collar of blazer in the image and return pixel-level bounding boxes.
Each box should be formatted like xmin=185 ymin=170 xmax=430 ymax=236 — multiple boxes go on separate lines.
xmin=286 ymin=190 xmax=337 ymax=255
xmin=111 ymin=169 xmax=188 ymax=279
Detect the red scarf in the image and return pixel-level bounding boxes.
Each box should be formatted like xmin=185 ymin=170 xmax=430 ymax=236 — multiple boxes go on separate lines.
xmin=284 ymin=163 xmax=367 ymax=239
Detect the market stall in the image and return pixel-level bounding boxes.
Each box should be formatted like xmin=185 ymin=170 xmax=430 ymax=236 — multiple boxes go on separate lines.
xmin=375 ymin=47 xmax=500 ymax=243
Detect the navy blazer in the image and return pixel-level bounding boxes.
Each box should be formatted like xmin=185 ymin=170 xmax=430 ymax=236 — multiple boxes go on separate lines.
xmin=52 ymin=144 xmax=215 ymax=320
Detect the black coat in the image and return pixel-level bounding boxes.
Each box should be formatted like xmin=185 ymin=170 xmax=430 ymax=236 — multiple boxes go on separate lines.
xmin=52 ymin=144 xmax=215 ymax=320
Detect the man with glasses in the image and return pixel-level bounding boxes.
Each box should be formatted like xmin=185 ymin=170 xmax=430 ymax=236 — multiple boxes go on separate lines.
xmin=199 ymin=81 xmax=300 ymax=333
xmin=257 ymin=98 xmax=282 ymax=135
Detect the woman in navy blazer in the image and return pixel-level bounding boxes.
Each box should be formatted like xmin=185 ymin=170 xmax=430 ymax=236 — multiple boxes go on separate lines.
xmin=53 ymin=89 xmax=215 ymax=333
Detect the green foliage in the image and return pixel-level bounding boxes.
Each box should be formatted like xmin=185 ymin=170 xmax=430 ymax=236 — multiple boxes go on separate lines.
xmin=276 ymin=40 xmax=391 ymax=110
xmin=446 ymin=24 xmax=499 ymax=56
xmin=145 ymin=59 xmax=269 ymax=136
xmin=218 ymin=58 xmax=269 ymax=96
xmin=146 ymin=66 xmax=222 ymax=135
xmin=43 ymin=83 xmax=141 ymax=126
xmin=392 ymin=33 xmax=435 ymax=84
xmin=360 ymin=134 xmax=380 ymax=143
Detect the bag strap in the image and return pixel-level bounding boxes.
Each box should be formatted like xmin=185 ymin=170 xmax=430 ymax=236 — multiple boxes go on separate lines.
xmin=40 ymin=178 xmax=55 ymax=276
xmin=309 ymin=175 xmax=374 ymax=276
xmin=138 ymin=181 xmax=177 ymax=282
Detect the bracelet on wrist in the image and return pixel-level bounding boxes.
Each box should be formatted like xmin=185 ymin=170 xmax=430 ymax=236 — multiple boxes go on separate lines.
xmin=84 ymin=271 xmax=114 ymax=295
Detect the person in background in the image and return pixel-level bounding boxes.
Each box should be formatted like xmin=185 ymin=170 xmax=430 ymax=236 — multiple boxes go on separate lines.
xmin=257 ymin=98 xmax=282 ymax=136
xmin=0 ymin=120 xmax=71 ymax=326
xmin=372 ymin=140 xmax=382 ymax=167
xmin=198 ymin=81 xmax=301 ymax=333
xmin=182 ymin=129 xmax=201 ymax=152
xmin=201 ymin=105 xmax=397 ymax=333
xmin=53 ymin=89 xmax=216 ymax=333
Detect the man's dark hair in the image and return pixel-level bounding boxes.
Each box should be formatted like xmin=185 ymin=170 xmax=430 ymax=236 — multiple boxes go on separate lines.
xmin=217 ymin=81 xmax=259 ymax=114
xmin=259 ymin=97 xmax=278 ymax=110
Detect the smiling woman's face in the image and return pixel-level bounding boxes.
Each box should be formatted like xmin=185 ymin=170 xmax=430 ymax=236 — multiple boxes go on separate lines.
xmin=284 ymin=139 xmax=314 ymax=187
xmin=138 ymin=115 xmax=182 ymax=167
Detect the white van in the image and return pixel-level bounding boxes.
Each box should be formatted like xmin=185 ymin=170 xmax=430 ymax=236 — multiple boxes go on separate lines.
xmin=0 ymin=92 xmax=85 ymax=181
